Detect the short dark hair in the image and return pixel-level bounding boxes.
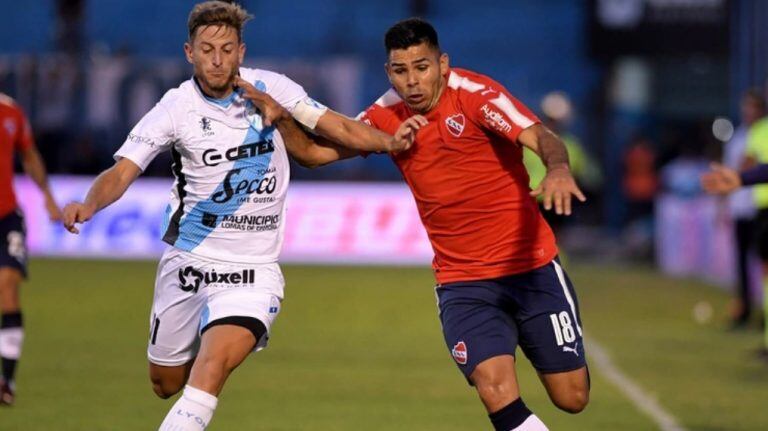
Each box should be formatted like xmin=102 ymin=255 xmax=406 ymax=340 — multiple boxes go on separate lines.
xmin=384 ymin=18 xmax=440 ymax=53
xmin=188 ymin=1 xmax=252 ymax=41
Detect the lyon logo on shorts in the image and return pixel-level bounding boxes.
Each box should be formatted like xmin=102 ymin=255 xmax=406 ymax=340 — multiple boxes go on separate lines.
xmin=452 ymin=341 xmax=468 ymax=365
xmin=445 ymin=114 xmax=465 ymax=137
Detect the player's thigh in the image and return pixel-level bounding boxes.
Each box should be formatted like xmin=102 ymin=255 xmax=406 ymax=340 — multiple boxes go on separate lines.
xmin=147 ymin=249 xmax=208 ymax=368
xmin=436 ymin=280 xmax=518 ymax=384
xmin=514 ymin=259 xmax=587 ymax=378
xmin=194 ymin=324 xmax=257 ymax=376
xmin=187 ymin=289 xmax=280 ymax=395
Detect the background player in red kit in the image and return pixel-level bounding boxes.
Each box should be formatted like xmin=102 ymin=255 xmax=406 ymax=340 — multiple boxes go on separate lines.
xmin=237 ymin=18 xmax=588 ymax=431
xmin=0 ymin=93 xmax=61 ymax=405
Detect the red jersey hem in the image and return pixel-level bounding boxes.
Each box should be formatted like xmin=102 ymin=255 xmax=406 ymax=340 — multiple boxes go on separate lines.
xmin=433 ymin=247 xmax=559 ymax=285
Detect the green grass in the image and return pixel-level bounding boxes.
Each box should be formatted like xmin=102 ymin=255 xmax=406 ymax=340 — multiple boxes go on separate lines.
xmin=2 ymin=259 xmax=766 ymax=430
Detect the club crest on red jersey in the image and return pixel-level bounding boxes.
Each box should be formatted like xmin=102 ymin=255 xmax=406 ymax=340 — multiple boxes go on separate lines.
xmin=445 ymin=114 xmax=465 ymax=137
xmin=452 ymin=341 xmax=468 ymax=365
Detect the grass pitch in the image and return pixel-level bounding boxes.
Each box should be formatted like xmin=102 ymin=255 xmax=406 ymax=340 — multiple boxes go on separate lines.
xmin=2 ymin=259 xmax=766 ymax=430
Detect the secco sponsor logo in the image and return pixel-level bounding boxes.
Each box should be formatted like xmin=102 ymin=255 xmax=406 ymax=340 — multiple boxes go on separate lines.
xmin=202 ymin=141 xmax=275 ymax=167
xmin=211 ymin=170 xmax=278 ymax=204
xmin=480 ymin=104 xmax=512 ymax=134
xmin=452 ymin=341 xmax=468 ymax=365
xmin=178 ymin=266 xmax=257 ymax=292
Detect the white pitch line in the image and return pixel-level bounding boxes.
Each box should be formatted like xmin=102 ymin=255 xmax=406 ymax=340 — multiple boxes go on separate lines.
xmin=586 ymin=338 xmax=687 ymax=431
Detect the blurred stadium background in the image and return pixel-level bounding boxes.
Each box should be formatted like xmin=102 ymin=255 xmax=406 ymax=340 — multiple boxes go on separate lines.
xmin=4 ymin=0 xmax=768 ymax=429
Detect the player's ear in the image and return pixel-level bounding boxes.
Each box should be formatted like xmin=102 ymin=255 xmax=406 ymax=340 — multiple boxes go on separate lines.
xmin=184 ymin=41 xmax=194 ymax=64
xmin=439 ymin=53 xmax=449 ymax=76
xmin=384 ymin=62 xmax=393 ymax=84
xmin=238 ymin=42 xmax=246 ymax=64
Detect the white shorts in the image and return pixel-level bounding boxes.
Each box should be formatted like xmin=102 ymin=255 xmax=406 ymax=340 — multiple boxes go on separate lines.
xmin=147 ymin=247 xmax=284 ymax=366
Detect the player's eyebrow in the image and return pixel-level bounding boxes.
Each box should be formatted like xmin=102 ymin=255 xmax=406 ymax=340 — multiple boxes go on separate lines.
xmin=390 ymin=57 xmax=429 ymax=67
xmin=200 ymin=42 xmax=235 ymax=48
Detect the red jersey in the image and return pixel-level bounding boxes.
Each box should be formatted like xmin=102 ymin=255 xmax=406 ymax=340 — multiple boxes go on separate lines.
xmin=0 ymin=94 xmax=34 ymax=218
xmin=359 ymin=68 xmax=558 ymax=284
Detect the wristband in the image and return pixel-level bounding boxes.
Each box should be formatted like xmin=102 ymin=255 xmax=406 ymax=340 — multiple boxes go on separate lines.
xmin=291 ymin=97 xmax=328 ymax=130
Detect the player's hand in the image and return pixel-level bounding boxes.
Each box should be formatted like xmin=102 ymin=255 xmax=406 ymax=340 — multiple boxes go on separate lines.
xmin=44 ymin=194 xmax=62 ymax=222
xmin=389 ymin=115 xmax=427 ymax=153
xmin=234 ymin=77 xmax=290 ymax=127
xmin=530 ymin=165 xmax=586 ymax=216
xmin=700 ymin=162 xmax=742 ymax=195
xmin=62 ymin=202 xmax=96 ymax=234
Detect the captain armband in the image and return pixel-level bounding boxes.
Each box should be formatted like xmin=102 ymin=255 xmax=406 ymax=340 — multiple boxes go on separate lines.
xmin=291 ymin=97 xmax=329 ymax=130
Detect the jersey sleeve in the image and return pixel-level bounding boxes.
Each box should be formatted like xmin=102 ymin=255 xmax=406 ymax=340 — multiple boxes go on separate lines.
xmin=268 ymin=74 xmax=309 ymax=111
xmin=746 ymin=125 xmax=764 ymax=159
xmin=114 ymin=103 xmax=176 ymax=171
xmin=14 ymin=108 xmax=34 ymax=152
xmin=355 ymin=104 xmax=382 ymax=129
xmin=354 ymin=104 xmax=386 ymax=158
xmin=466 ymin=86 xmax=540 ymax=144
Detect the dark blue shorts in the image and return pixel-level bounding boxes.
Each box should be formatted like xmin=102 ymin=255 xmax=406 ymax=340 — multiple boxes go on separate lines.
xmin=436 ymin=259 xmax=586 ymax=383
xmin=0 ymin=210 xmax=28 ymax=278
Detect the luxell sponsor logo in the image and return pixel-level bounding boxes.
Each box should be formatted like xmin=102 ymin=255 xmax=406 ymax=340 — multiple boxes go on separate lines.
xmin=178 ymin=266 xmax=256 ymax=293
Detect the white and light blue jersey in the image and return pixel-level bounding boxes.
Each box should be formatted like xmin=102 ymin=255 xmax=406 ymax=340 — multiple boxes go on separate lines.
xmin=114 ymin=67 xmax=305 ymax=264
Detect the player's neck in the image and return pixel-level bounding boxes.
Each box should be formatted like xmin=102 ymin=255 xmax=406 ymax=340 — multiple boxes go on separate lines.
xmin=194 ymin=76 xmax=234 ymax=100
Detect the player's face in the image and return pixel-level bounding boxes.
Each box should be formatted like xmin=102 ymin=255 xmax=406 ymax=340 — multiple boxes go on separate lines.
xmin=386 ymin=43 xmax=449 ymax=113
xmin=742 ymin=96 xmax=764 ymax=125
xmin=184 ymin=25 xmax=245 ymax=98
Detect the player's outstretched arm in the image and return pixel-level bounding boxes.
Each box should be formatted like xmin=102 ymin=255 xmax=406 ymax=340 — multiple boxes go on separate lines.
xmin=310 ymin=109 xmax=424 ymax=153
xmin=700 ymin=162 xmax=742 ymax=195
xmin=519 ymin=124 xmax=586 ymax=216
xmin=235 ymin=77 xmax=419 ymax=154
xmin=19 ymin=144 xmax=61 ymax=221
xmin=275 ymin=117 xmax=359 ymax=168
xmin=62 ymin=158 xmax=141 ymax=234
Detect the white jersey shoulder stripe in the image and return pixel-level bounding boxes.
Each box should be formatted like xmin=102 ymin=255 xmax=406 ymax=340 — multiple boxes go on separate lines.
xmin=448 ymin=71 xmax=485 ymax=93
xmin=374 ymin=89 xmax=403 ymax=107
xmin=490 ymin=92 xmax=535 ymax=129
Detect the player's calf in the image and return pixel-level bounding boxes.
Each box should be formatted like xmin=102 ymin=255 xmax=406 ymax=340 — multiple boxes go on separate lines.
xmin=471 ymin=356 xmax=549 ymax=430
xmin=150 ymin=361 xmax=193 ymax=399
xmin=539 ymin=366 xmax=590 ymax=414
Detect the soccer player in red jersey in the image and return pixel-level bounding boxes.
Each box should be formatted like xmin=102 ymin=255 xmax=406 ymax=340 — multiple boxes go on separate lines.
xmin=238 ymin=18 xmax=588 ymax=430
xmin=0 ymin=93 xmax=61 ymax=405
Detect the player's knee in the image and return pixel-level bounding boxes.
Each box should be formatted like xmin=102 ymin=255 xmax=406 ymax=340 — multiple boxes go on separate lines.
xmin=552 ymin=388 xmax=589 ymax=414
xmin=475 ymin=380 xmax=516 ymax=408
xmin=194 ymin=354 xmax=233 ymax=382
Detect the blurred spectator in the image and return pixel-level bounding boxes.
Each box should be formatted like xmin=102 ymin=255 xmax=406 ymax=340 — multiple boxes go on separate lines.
xmin=721 ymin=90 xmax=764 ymax=327
xmin=745 ymin=88 xmax=768 ymax=353
xmin=623 ymin=134 xmax=659 ymax=224
xmin=524 ymin=91 xmax=602 ymax=230
xmin=621 ymin=134 xmax=659 ymax=259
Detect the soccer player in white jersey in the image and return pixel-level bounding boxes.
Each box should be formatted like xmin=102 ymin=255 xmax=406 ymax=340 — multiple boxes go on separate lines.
xmin=61 ymin=2 xmax=419 ymax=429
